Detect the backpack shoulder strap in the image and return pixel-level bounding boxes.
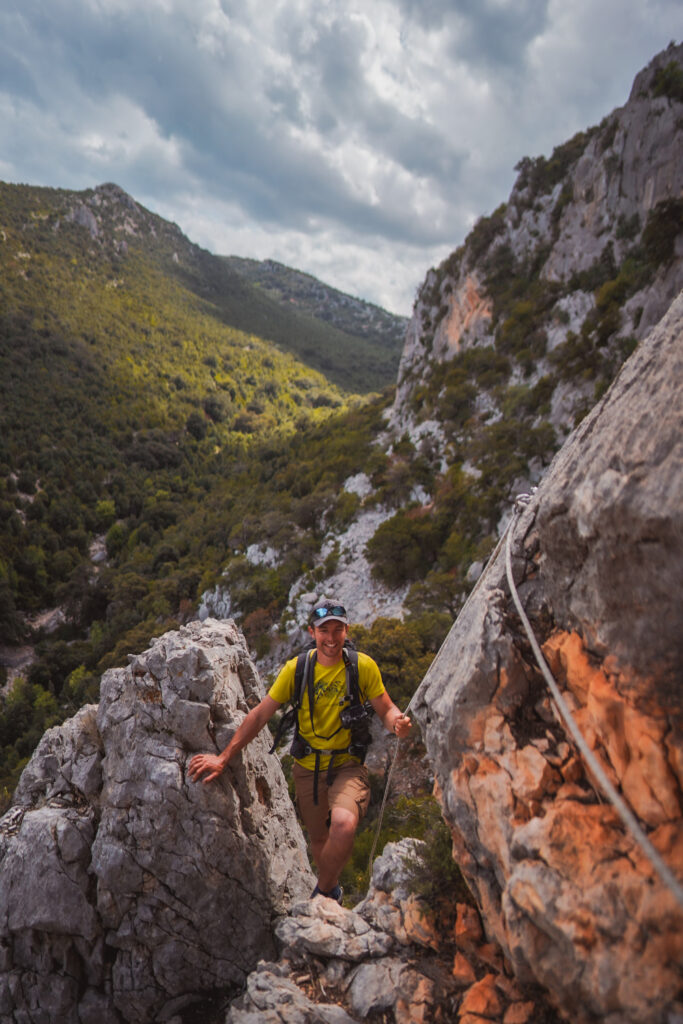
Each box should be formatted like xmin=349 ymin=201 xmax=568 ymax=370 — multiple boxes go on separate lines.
xmin=268 ymin=649 xmax=314 ymax=754
xmin=293 ymin=651 xmax=308 ymax=707
xmin=342 ymin=646 xmax=360 ymax=704
xmin=291 ymin=649 xmax=316 ymax=738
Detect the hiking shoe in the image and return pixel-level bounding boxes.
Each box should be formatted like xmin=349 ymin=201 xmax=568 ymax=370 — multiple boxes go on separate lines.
xmin=311 ymin=883 xmax=344 ymax=905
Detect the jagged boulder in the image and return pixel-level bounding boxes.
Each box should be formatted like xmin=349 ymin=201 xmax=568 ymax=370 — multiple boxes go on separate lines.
xmin=413 ymin=293 xmax=683 ymax=1023
xmin=0 ymin=619 xmax=313 ymax=1024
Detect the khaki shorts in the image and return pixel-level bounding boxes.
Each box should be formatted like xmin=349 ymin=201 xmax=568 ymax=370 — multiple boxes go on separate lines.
xmin=293 ymin=760 xmax=371 ymax=843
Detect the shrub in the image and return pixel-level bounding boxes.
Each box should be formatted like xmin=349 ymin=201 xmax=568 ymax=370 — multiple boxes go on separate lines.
xmin=652 ymin=59 xmax=683 ymax=102
xmin=351 ymin=616 xmax=441 ymax=707
xmin=232 ymin=411 xmax=259 ymax=433
xmin=95 ymin=498 xmax=116 ymax=529
xmin=16 ymin=470 xmax=36 ymax=495
xmin=467 ymin=204 xmax=507 ymax=264
xmin=641 ymin=198 xmax=683 ymax=267
xmin=402 ymin=801 xmax=474 ymax=918
xmin=366 ymin=510 xmax=441 ymax=587
xmin=202 ymin=395 xmax=227 ymax=422
xmin=514 ymin=129 xmax=594 ymax=203
xmin=440 ymin=380 xmax=476 ymax=431
xmin=186 ymin=411 xmax=207 ymax=440
xmin=616 ymin=212 xmax=640 ymax=241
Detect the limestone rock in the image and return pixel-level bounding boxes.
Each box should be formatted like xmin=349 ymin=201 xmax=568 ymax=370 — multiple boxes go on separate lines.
xmin=228 ymin=838 xmax=462 ymax=1024
xmin=413 ymin=294 xmax=683 ymax=1024
xmin=274 ymin=899 xmax=394 ymax=961
xmin=388 ymin=44 xmax=683 ymax=443
xmin=0 ymin=619 xmax=313 ymax=1023
xmin=226 ymin=961 xmax=358 ymax=1023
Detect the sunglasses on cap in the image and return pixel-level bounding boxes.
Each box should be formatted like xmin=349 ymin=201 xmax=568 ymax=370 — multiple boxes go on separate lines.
xmin=311 ymin=604 xmax=347 ymax=621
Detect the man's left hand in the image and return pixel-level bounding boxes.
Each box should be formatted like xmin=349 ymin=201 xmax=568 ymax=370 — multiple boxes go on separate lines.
xmin=393 ymin=714 xmax=412 ymax=738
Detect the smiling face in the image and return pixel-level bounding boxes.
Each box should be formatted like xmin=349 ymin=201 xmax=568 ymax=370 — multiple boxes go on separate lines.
xmin=308 ymin=619 xmax=349 ymax=666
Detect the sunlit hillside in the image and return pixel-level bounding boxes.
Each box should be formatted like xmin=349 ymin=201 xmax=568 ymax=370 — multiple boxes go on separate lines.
xmin=0 ymin=181 xmax=400 ymax=802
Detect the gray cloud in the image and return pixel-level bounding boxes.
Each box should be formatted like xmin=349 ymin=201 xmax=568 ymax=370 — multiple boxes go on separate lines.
xmin=0 ymin=0 xmax=681 ymax=313
xmin=396 ymin=0 xmax=552 ymax=70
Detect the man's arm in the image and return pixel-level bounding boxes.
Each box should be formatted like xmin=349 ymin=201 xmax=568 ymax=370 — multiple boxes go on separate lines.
xmin=369 ymin=691 xmax=412 ymax=738
xmin=188 ymin=694 xmax=282 ymax=784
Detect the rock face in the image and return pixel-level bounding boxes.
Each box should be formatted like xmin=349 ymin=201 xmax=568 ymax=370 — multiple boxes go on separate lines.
xmin=0 ymin=619 xmax=313 ymax=1023
xmin=227 ymin=839 xmax=474 ymax=1024
xmin=413 ymin=294 xmax=683 ymax=1023
xmin=228 ymin=837 xmax=557 ymax=1023
xmin=390 ymin=43 xmax=683 ymax=436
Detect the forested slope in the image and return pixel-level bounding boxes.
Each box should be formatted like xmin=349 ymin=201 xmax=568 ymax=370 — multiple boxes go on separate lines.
xmin=0 ymin=181 xmax=399 ymax=802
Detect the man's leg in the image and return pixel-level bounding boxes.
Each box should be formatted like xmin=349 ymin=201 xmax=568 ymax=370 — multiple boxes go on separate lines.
xmin=315 ymin=762 xmax=370 ymax=894
xmin=293 ymin=761 xmax=370 ymax=898
xmin=315 ymin=805 xmax=358 ymax=893
xmin=292 ymin=763 xmax=330 ymax=876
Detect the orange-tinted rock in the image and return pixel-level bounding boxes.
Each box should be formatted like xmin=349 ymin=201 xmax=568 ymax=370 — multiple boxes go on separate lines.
xmin=477 ymin=942 xmax=505 ymax=972
xmin=620 ymin=727 xmax=681 ymax=826
xmin=452 ymin=951 xmax=477 ymax=987
xmin=401 ymin=894 xmax=441 ymax=951
xmin=459 ymin=973 xmax=504 ymax=1018
xmin=542 ymin=631 xmax=682 ymax=828
xmin=455 ymin=903 xmax=484 ymax=946
xmin=468 ymin=759 xmax=515 ymax=874
xmin=509 ymin=744 xmax=559 ymax=803
xmin=503 ymin=1001 xmax=536 ymax=1024
xmin=395 ymin=976 xmax=434 ymax=1024
xmin=434 ymin=274 xmax=492 ymax=357
xmin=494 ymin=975 xmax=525 ymax=1002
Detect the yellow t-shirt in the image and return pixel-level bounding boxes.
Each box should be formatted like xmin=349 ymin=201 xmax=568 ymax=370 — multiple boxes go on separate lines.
xmin=269 ymin=650 xmax=385 ymax=771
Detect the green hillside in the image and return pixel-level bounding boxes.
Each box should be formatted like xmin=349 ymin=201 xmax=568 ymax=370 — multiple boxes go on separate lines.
xmin=0 ymin=181 xmax=404 ymax=802
xmin=224 ymin=255 xmax=406 ymax=358
xmin=1 ymin=182 xmax=403 ymax=395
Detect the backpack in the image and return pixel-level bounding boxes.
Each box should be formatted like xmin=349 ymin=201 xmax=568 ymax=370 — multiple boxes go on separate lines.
xmin=269 ymin=639 xmax=373 ymax=804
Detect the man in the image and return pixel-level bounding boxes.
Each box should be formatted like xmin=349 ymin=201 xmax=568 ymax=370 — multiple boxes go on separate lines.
xmin=188 ymin=600 xmax=411 ymax=903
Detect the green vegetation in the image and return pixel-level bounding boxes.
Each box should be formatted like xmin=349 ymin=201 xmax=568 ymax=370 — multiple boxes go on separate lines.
xmin=641 ymin=197 xmax=683 ymax=267
xmin=224 ymin=255 xmax=407 ymax=361
xmin=0 ymin=181 xmax=402 ymax=804
xmin=651 ymin=59 xmax=683 ymax=102
xmin=340 ymin=788 xmax=473 ymax=912
xmin=351 ymin=613 xmax=450 ymax=708
xmin=513 ymin=128 xmax=597 ymax=203
xmin=401 ymin=803 xmax=474 ymax=914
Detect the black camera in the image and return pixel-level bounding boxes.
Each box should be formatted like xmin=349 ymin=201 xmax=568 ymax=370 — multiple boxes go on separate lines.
xmin=340 ymin=703 xmax=370 ymax=728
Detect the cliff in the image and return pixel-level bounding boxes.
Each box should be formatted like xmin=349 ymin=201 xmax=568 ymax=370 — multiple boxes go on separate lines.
xmin=413 ymin=291 xmax=683 ymax=1023
xmin=2 ymin=294 xmax=680 ymax=1023
xmin=0 ymin=620 xmax=313 ymax=1022
xmin=390 ymin=43 xmax=683 ymax=441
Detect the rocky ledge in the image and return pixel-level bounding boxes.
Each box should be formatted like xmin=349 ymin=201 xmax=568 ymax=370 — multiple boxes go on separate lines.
xmin=225 ymin=838 xmax=555 ymax=1024
xmin=413 ymin=292 xmax=683 ymax=1023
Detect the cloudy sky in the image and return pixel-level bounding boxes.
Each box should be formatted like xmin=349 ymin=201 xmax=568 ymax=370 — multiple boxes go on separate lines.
xmin=1 ymin=1 xmax=681 ymax=314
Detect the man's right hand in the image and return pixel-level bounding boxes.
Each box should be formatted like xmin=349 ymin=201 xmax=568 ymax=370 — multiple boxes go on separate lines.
xmin=187 ymin=695 xmax=281 ymax=786
xmin=188 ymin=753 xmax=226 ymax=784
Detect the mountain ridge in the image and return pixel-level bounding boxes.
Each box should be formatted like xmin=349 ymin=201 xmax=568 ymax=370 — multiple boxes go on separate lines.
xmin=214 ymin=42 xmax=683 ymax=657
xmin=223 ymin=254 xmax=407 ymax=352
xmin=2 ymin=178 xmax=402 ymax=394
